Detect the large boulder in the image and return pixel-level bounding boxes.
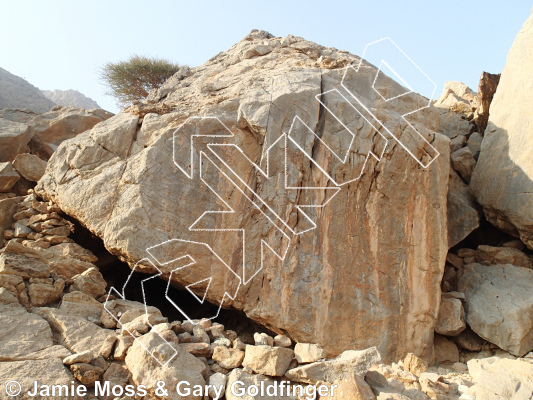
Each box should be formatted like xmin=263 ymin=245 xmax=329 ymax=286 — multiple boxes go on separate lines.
xmin=28 ymin=105 xmax=113 ymax=146
xmin=0 ymin=358 xmax=74 ymax=400
xmin=458 ymin=263 xmax=533 ymax=356
xmin=447 ymin=168 xmax=479 ymax=248
xmin=470 ymin=13 xmax=533 ymax=249
xmin=467 ymin=357 xmax=533 ymax=399
xmin=36 ymin=31 xmax=449 ymax=361
xmin=0 ymin=118 xmax=33 ymax=162
xmin=125 ymin=331 xmax=207 ymax=400
xmin=0 ymin=305 xmax=54 ymax=361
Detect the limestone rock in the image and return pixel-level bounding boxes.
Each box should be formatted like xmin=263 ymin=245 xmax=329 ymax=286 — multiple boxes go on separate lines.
xmin=451 ymin=147 xmax=475 ymax=182
xmin=12 ymin=153 xmax=47 ymax=182
xmin=208 ymin=372 xmax=227 ymax=400
xmin=458 ymin=263 xmax=533 ymax=356
xmin=285 ymin=347 xmax=381 ymax=384
xmin=59 ymin=291 xmax=104 ymax=320
xmin=63 ymin=349 xmax=94 ymax=365
xmin=0 ymin=305 xmax=54 ymax=361
xmin=403 ymin=353 xmax=428 ymax=378
xmin=70 ymin=362 xmax=103 ymax=386
xmin=213 ymin=346 xmax=245 ymax=369
xmin=473 ymin=72 xmax=500 ymax=134
xmin=470 ymin=13 xmax=533 ymax=249
xmin=34 ymin=307 xmax=111 ymax=354
xmin=447 ymin=168 xmax=479 ymax=248
xmin=274 ymin=334 xmax=292 ymax=348
xmin=0 ymin=358 xmax=73 ymax=400
xmin=29 ymin=106 xmax=113 ymax=146
xmin=467 ymin=357 xmax=533 ymax=399
xmin=113 ymin=335 xmax=134 ymax=361
xmin=36 ymin=31 xmax=450 ymax=363
xmin=27 ymin=279 xmax=62 ymax=306
xmin=455 ymin=327 xmax=484 ymax=352
xmin=242 ymin=344 xmax=294 ymax=376
xmin=320 ymin=374 xmax=375 ymax=400
xmin=0 ymin=162 xmax=20 ymax=191
xmin=125 ymin=331 xmax=206 ymax=400
xmin=434 ymin=298 xmax=466 ymax=336
xmin=226 ymin=368 xmax=298 ymax=400
xmin=0 ymin=196 xmax=23 ymax=240
xmin=69 ymin=266 xmax=107 ymax=298
xmin=475 ymin=244 xmax=532 ymax=269
xmin=254 ymin=332 xmax=274 ymax=346
xmin=0 ymin=245 xmax=50 ymax=278
xmin=433 ymin=335 xmax=459 ymax=363
xmin=294 ymin=343 xmax=326 ymax=363
xmin=0 ymin=118 xmax=33 ymax=162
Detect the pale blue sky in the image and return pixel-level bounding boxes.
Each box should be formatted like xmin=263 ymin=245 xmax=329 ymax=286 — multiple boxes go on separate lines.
xmin=0 ymin=0 xmax=531 ymax=113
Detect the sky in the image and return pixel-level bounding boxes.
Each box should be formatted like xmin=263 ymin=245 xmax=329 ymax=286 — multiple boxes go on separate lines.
xmin=0 ymin=0 xmax=531 ymax=113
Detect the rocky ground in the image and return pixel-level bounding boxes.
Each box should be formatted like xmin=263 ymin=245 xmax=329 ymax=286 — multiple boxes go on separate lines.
xmin=0 ymin=192 xmax=532 ymax=400
xmin=1 ymin=10 xmax=533 ymax=400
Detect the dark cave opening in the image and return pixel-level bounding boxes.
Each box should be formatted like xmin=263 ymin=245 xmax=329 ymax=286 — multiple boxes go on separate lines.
xmin=65 ymin=215 xmax=275 ymax=340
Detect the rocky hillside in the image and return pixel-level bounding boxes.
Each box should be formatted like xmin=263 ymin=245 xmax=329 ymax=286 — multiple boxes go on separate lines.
xmin=0 ymin=67 xmax=56 ymax=113
xmin=42 ymin=89 xmax=101 ymax=109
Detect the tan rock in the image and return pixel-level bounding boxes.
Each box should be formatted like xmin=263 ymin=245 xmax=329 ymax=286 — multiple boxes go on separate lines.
xmin=0 ymin=162 xmax=20 ymax=192
xmin=99 ymin=333 xmax=118 ymax=359
xmin=70 ymin=266 xmax=107 ymax=298
xmin=458 ymin=263 xmax=533 ymax=356
xmin=36 ymin=31 xmax=450 ymax=362
xmin=434 ymin=298 xmax=466 ymax=336
xmin=180 ymin=342 xmax=213 ymax=358
xmin=403 ymin=353 xmax=427 ymax=378
xmin=0 ymin=358 xmax=74 ymax=399
xmin=34 ymin=307 xmax=111 ymax=354
xmin=27 ymin=281 xmax=62 ymax=306
xmin=212 ymin=346 xmax=245 ymax=369
xmin=70 ymin=362 xmax=103 ymax=387
xmin=285 ymin=347 xmax=380 ymax=384
xmin=467 ymin=357 xmax=533 ymax=399
xmin=63 ymin=349 xmax=94 ymax=365
xmin=226 ymin=368 xmax=296 ymax=400
xmin=12 ymin=153 xmax=47 ymax=182
xmin=470 ymin=13 xmax=533 ymax=249
xmin=274 ymin=334 xmax=292 ymax=348
xmin=243 ymin=344 xmax=294 ymax=376
xmin=475 ymin=244 xmax=532 ymax=269
xmin=113 ymin=335 xmax=135 ymax=361
xmin=0 ymin=304 xmax=54 ymax=361
xmin=451 ymin=147 xmax=475 ymax=182
xmin=320 ymin=374 xmax=375 ymax=400
xmin=254 ymin=332 xmax=274 ymax=346
xmin=0 ymin=196 xmax=23 ymax=239
xmin=473 ymin=72 xmax=500 ymax=134
xmin=455 ymin=327 xmax=484 ymax=352
xmin=59 ymin=291 xmax=104 ymax=321
xmin=0 ymin=118 xmax=33 ymax=162
xmin=294 ymin=343 xmax=326 ymax=363
xmin=0 ymin=247 xmax=50 ymax=279
xmin=447 ymin=169 xmax=479 ymax=248
xmin=434 ymin=335 xmax=459 ymax=363
xmin=125 ymin=331 xmax=206 ymax=400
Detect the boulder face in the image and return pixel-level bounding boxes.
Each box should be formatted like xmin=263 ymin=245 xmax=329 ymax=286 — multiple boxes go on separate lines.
xmin=470 ymin=13 xmax=533 ymax=249
xmin=36 ymin=30 xmax=450 ymax=361
xmin=459 ymin=263 xmax=533 ymax=356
